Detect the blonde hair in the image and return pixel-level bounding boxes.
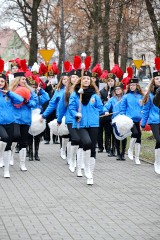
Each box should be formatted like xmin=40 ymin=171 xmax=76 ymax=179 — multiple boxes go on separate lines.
xmin=10 ymin=77 xmax=32 ymax=92
xmin=57 ymin=76 xmax=69 ymax=91
xmin=65 ymin=76 xmax=76 ymax=105
xmin=3 ymin=81 xmax=9 ymax=91
xmin=143 ymin=78 xmax=156 ymax=104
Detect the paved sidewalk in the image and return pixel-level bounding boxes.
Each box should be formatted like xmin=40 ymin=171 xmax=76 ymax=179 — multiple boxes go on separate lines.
xmin=0 ymin=142 xmax=160 ymax=240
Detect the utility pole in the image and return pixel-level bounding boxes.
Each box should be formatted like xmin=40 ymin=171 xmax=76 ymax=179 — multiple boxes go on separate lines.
xmin=61 ymin=0 xmax=65 ymax=70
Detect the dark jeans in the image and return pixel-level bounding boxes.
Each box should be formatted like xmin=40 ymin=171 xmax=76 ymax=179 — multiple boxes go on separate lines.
xmin=76 ymin=127 xmax=99 ymax=158
xmin=0 ymin=123 xmax=14 ymax=151
xmin=150 ymin=124 xmax=160 ymax=148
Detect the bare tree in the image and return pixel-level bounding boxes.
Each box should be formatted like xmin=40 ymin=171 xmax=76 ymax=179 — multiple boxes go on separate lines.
xmin=145 ymin=0 xmax=160 ymax=56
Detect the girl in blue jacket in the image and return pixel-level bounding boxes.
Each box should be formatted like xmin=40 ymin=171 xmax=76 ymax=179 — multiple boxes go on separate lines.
xmin=68 ymin=71 xmax=103 ymax=185
xmin=141 ymin=73 xmax=160 ymax=174
xmin=10 ymin=72 xmax=38 ymax=172
xmin=42 ymin=73 xmax=69 ymax=160
xmin=0 ymin=73 xmax=23 ymax=178
xmin=27 ymin=78 xmax=49 ymax=162
xmin=57 ymin=70 xmax=83 ymax=175
xmin=104 ymin=82 xmax=127 ymax=160
xmin=120 ymin=78 xmax=144 ymax=164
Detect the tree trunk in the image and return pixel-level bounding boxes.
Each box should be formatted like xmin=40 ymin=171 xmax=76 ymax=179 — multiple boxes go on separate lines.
xmin=28 ymin=0 xmax=41 ymax=66
xmin=145 ymin=0 xmax=160 ymax=56
xmin=102 ymin=0 xmax=110 ymax=70
xmin=114 ymin=5 xmax=123 ymax=64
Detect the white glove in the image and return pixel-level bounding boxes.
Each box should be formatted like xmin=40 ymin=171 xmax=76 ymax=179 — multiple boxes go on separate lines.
xmin=78 ymin=88 xmax=84 ymax=94
xmin=76 ymin=112 xmax=82 ymax=118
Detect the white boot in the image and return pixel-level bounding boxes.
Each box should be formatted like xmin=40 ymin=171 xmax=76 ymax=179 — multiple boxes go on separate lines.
xmin=135 ymin=143 xmax=141 ymax=164
xmin=69 ymin=145 xmax=79 ymax=173
xmin=60 ymin=138 xmax=69 ymax=160
xmin=66 ymin=141 xmax=71 ymax=165
xmin=19 ymin=148 xmax=27 ymax=171
xmin=0 ymin=141 xmax=7 ymax=168
xmin=3 ymin=150 xmax=11 ymax=178
xmin=154 ymin=148 xmax=160 ymax=174
xmin=83 ymin=150 xmax=92 ymax=179
xmin=87 ymin=157 xmax=95 ymax=185
xmin=81 ymin=149 xmax=85 ymax=169
xmin=10 ymin=142 xmax=17 ymax=166
xmin=76 ymin=148 xmax=83 ymax=177
xmin=128 ymin=138 xmax=136 ymax=160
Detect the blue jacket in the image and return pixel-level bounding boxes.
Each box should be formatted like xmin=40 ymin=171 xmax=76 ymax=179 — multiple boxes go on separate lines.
xmin=103 ymin=96 xmax=123 ymax=119
xmin=13 ymin=91 xmax=38 ymax=125
xmin=57 ymin=92 xmax=73 ymax=124
xmin=0 ymin=90 xmax=23 ymax=125
xmin=141 ymin=93 xmax=160 ymax=127
xmin=120 ymin=91 xmax=143 ymax=122
xmin=42 ymin=87 xmax=65 ymax=119
xmin=32 ymin=89 xmax=49 ymax=112
xmin=68 ymin=91 xmax=103 ymax=128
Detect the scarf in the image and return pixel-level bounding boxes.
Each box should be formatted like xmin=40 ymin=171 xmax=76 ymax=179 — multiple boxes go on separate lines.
xmin=75 ymin=85 xmax=96 ymax=105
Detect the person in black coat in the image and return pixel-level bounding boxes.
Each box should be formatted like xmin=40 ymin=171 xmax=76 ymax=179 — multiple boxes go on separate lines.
xmin=98 ymin=73 xmax=116 ymax=156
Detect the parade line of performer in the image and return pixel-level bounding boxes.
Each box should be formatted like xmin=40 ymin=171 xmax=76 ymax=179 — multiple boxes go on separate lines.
xmin=0 ymin=56 xmax=160 ymax=185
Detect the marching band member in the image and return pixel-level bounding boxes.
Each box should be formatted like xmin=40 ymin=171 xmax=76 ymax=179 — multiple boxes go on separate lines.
xmin=120 ymin=78 xmax=144 ymax=164
xmin=141 ymin=57 xmax=160 ymax=173
xmin=42 ymin=62 xmax=59 ymax=144
xmin=0 ymin=60 xmax=24 ymax=178
xmin=10 ymin=72 xmax=38 ymax=171
xmin=57 ymin=61 xmax=81 ymax=174
xmin=98 ymin=72 xmax=116 ymax=156
xmin=41 ymin=62 xmax=70 ymax=160
xmin=68 ymin=68 xmax=103 ymax=185
xmin=104 ymin=82 xmax=127 ymax=160
xmin=25 ymin=71 xmax=49 ymax=161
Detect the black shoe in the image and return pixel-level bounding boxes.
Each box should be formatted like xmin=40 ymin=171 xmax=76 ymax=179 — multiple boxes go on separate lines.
xmin=108 ymin=151 xmax=113 ymax=157
xmin=116 ymin=155 xmax=121 ymax=160
xmin=121 ymin=154 xmax=126 ymax=161
xmin=35 ymin=155 xmax=40 ymax=161
xmin=29 ymin=155 xmax=33 ymax=161
xmin=44 ymin=141 xmax=49 ymax=144
xmin=98 ymin=149 xmax=103 ymax=153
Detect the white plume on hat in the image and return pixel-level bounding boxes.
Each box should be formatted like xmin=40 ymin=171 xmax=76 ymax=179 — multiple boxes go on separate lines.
xmin=31 ymin=62 xmax=39 ymax=73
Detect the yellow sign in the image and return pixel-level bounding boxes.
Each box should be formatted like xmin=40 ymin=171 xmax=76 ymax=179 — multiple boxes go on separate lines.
xmin=39 ymin=49 xmax=55 ymax=64
xmin=133 ymin=60 xmax=144 ymax=69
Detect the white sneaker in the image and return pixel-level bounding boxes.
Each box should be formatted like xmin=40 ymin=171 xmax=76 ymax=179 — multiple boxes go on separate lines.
xmin=69 ymin=164 xmax=75 ymax=173
xmin=4 ymin=169 xmax=10 ymax=178
xmin=87 ymin=178 xmax=93 ymax=185
xmin=128 ymin=148 xmax=133 ymax=160
xmin=77 ymin=169 xmax=83 ymax=177
xmin=154 ymin=163 xmax=160 ymax=174
xmin=135 ymin=157 xmax=141 ymax=165
xmin=60 ymin=148 xmax=66 ymax=160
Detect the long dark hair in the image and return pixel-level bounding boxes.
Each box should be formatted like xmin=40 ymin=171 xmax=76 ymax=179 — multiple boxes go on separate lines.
xmin=143 ymin=78 xmax=155 ymax=104
xmin=65 ymin=77 xmax=75 ymax=105
xmin=125 ymin=83 xmax=144 ymax=96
